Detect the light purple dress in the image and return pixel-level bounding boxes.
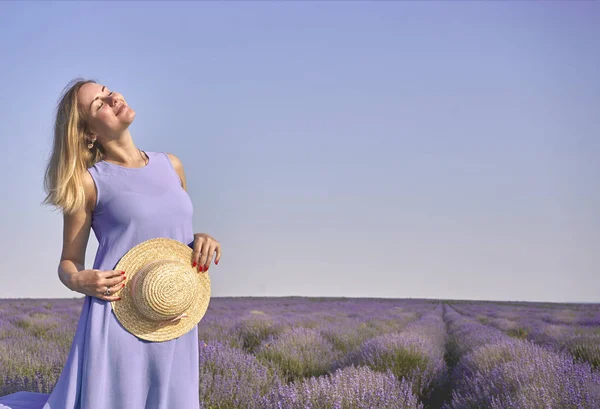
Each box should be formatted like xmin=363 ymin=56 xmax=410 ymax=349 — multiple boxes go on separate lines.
xmin=0 ymin=151 xmax=200 ymax=409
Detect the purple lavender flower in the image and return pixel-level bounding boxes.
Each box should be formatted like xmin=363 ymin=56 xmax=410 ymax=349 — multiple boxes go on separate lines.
xmin=260 ymin=364 xmax=424 ymax=409
xmin=255 ymin=327 xmax=342 ymax=383
xmin=564 ymin=334 xmax=600 ymax=370
xmin=444 ymin=304 xmax=600 ymax=409
xmin=231 ymin=314 xmax=283 ymax=353
xmin=198 ymin=340 xmax=280 ymax=408
xmin=343 ymin=306 xmax=449 ymax=399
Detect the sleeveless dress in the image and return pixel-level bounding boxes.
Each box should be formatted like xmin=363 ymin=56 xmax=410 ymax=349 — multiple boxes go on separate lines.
xmin=0 ymin=151 xmax=201 ymax=409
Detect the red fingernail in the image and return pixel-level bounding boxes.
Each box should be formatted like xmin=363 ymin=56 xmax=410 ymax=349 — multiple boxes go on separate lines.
xmin=121 ymin=271 xmax=125 ymax=275
xmin=117 ymin=297 xmax=122 ymax=301
xmin=121 ymin=283 xmax=125 ymax=288
xmin=215 ymin=260 xmax=219 ymax=265
xmin=192 ymin=261 xmax=197 ymax=267
xmin=199 ymin=266 xmax=203 ymax=272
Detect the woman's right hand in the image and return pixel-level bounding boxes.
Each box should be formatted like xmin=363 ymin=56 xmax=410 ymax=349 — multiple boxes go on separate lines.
xmin=71 ymin=269 xmax=127 ymax=301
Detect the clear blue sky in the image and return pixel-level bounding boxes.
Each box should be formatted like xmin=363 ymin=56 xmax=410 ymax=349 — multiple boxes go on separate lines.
xmin=0 ymin=1 xmax=598 ymax=303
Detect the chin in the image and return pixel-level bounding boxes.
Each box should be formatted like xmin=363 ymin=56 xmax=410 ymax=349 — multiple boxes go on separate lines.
xmin=121 ymin=108 xmax=136 ymax=124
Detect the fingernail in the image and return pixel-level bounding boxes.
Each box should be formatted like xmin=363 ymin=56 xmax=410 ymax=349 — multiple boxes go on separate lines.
xmin=199 ymin=266 xmax=203 ymax=272
xmin=121 ymin=271 xmax=125 ymax=275
xmin=117 ymin=297 xmax=122 ymax=301
xmin=192 ymin=261 xmax=197 ymax=267
xmin=121 ymin=283 xmax=125 ymax=288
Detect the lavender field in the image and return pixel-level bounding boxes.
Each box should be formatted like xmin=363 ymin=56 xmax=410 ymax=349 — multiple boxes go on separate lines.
xmin=1 ymin=297 xmax=599 ymax=408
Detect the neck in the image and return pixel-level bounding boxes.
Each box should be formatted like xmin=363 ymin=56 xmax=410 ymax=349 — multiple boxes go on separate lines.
xmin=101 ymin=132 xmax=147 ymax=166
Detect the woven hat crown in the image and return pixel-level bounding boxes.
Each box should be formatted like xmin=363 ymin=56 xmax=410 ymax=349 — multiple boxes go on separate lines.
xmin=112 ymin=237 xmax=211 ymax=342
xmin=131 ymin=259 xmax=201 ymax=322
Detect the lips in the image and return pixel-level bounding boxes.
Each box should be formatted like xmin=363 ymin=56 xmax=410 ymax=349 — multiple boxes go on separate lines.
xmin=115 ymin=103 xmax=126 ymax=116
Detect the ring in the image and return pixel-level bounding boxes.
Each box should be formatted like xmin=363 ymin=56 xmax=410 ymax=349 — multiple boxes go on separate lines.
xmin=105 ymin=286 xmax=111 ymax=296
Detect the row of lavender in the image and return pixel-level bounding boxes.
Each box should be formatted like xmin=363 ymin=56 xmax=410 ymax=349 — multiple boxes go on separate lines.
xmin=441 ymin=304 xmax=600 ymax=408
xmin=447 ymin=299 xmax=600 ymax=326
xmin=0 ymin=299 xmax=81 ymax=395
xmin=1 ymin=297 xmax=444 ymax=408
xmin=249 ymin=303 xmax=449 ymax=408
xmin=5 ymin=297 xmax=599 ymax=408
xmin=451 ymin=302 xmax=600 ymax=370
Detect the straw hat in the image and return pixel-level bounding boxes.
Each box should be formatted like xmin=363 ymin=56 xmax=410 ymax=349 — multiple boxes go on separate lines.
xmin=110 ymin=237 xmax=211 ymax=342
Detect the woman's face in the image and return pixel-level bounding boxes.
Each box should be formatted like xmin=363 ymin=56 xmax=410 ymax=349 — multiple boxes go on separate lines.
xmin=77 ymin=82 xmax=136 ymax=141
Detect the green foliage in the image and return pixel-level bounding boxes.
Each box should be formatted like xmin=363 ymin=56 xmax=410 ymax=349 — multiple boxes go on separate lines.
xmin=507 ymin=327 xmax=529 ymax=339
xmin=233 ymin=315 xmax=281 ymax=354
xmin=566 ymin=336 xmax=600 ymax=370
xmin=255 ymin=328 xmax=340 ymax=384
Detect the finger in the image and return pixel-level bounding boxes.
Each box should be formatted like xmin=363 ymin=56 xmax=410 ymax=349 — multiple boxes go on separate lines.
xmin=105 ymin=274 xmax=127 ymax=286
xmin=202 ymin=244 xmax=216 ymax=271
xmin=103 ymin=269 xmax=126 ymax=278
xmin=111 ymin=281 xmax=126 ymax=296
xmin=108 ymin=280 xmax=126 ymax=293
xmin=99 ymin=279 xmax=123 ymax=292
xmin=191 ymin=238 xmax=205 ymax=269
xmin=101 ymin=294 xmax=122 ymax=302
xmin=214 ymin=244 xmax=221 ymax=265
xmin=97 ymin=286 xmax=123 ymax=301
xmin=197 ymin=242 xmax=209 ymax=272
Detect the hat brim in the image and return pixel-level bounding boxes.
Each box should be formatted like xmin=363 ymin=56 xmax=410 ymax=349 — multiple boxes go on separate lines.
xmin=110 ymin=237 xmax=211 ymax=342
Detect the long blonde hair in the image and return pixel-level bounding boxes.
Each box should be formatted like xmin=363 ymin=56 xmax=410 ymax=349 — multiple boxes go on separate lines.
xmin=42 ymin=77 xmax=108 ymax=215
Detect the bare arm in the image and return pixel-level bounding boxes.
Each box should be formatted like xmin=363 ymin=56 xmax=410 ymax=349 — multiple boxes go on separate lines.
xmin=58 ymin=171 xmax=96 ymax=291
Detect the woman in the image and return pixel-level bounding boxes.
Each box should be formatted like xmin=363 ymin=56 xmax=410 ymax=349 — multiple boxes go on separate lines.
xmin=0 ymin=78 xmax=221 ymax=409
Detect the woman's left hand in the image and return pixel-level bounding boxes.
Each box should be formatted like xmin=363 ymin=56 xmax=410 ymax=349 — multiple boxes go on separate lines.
xmin=191 ymin=233 xmax=221 ymax=273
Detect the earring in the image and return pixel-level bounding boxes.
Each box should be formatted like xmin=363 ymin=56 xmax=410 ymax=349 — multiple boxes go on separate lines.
xmin=87 ymin=138 xmax=96 ymax=149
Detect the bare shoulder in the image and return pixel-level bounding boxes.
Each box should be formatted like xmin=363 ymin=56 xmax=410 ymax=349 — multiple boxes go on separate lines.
xmin=166 ymin=152 xmax=187 ymax=191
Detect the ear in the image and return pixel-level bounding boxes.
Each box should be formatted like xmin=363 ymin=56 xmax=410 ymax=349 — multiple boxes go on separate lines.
xmin=85 ymin=130 xmax=97 ymax=141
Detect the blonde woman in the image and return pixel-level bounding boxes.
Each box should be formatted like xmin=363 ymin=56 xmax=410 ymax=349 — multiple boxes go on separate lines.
xmin=0 ymin=78 xmax=221 ymax=409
